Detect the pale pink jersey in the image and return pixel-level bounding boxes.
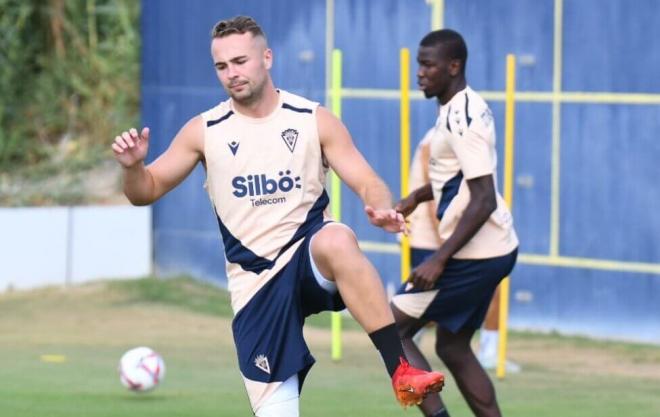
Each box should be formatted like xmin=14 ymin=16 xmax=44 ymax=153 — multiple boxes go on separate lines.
xmin=428 ymin=86 xmax=518 ymax=259
xmin=408 ymin=129 xmax=442 ymax=250
xmin=201 ymin=90 xmax=330 ymax=315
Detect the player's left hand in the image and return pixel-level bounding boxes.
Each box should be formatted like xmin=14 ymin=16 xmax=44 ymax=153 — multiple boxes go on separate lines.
xmin=408 ymin=254 xmax=446 ymax=290
xmin=394 ymin=194 xmax=418 ymax=217
xmin=365 ymin=206 xmax=407 ymax=233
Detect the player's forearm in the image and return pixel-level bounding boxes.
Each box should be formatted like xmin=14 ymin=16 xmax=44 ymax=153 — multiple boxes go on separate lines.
xmin=361 ymin=177 xmax=395 ymax=209
xmin=434 ymin=194 xmax=496 ymax=262
xmin=122 ymin=164 xmax=158 ymax=206
xmin=411 ymin=184 xmax=434 ymax=205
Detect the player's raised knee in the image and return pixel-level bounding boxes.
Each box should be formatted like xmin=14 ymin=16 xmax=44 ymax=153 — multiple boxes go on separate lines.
xmin=312 ymin=224 xmax=358 ymax=256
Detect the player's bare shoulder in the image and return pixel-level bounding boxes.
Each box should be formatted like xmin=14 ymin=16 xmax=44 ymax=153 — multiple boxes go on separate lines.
xmin=177 ymin=115 xmax=206 ymax=154
xmin=466 ymin=87 xmax=495 ymax=137
xmin=315 ymin=105 xmax=334 ymax=130
xmin=316 ymin=106 xmax=349 ymax=148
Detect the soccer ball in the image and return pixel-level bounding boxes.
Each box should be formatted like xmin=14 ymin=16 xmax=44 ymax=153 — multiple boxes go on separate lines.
xmin=118 ymin=346 xmax=166 ymax=392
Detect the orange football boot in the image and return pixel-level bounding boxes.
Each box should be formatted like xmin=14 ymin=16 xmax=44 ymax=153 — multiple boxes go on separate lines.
xmin=391 ymin=357 xmax=445 ymax=407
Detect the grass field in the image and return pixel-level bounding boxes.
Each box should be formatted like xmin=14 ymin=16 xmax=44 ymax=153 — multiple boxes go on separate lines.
xmin=1 ymin=277 xmax=659 ymax=417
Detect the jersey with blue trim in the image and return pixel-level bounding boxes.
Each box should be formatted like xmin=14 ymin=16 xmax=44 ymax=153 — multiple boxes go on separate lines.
xmin=429 ymin=86 xmax=518 ymax=259
xmin=408 ymin=128 xmax=442 ymax=250
xmin=201 ymin=90 xmax=329 ymax=313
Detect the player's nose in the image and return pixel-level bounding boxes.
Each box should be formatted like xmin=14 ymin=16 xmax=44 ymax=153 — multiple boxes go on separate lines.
xmin=225 ymin=64 xmax=240 ymax=79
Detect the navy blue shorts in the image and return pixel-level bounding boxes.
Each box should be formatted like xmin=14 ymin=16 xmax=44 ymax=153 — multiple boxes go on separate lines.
xmin=393 ymin=249 xmax=517 ymax=333
xmin=410 ymin=248 xmax=437 ymax=269
xmin=231 ymin=221 xmax=345 ymax=389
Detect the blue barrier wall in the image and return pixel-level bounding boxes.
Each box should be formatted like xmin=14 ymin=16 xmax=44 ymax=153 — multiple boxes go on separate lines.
xmin=141 ymin=0 xmax=660 ymax=344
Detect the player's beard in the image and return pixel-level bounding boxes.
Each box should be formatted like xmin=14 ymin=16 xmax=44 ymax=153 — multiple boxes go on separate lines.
xmin=228 ymin=76 xmax=266 ymax=107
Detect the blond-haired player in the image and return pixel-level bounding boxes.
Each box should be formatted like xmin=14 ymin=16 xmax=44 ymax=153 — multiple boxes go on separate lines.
xmin=112 ymin=15 xmax=443 ymax=417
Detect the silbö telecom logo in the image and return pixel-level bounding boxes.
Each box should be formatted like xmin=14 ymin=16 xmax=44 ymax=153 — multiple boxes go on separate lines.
xmin=232 ymin=170 xmax=301 ymax=207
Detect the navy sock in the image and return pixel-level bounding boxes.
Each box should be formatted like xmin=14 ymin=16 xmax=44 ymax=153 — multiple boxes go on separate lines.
xmin=368 ymin=323 xmax=405 ymax=377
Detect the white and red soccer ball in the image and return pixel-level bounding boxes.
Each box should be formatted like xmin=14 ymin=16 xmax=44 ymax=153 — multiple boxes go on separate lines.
xmin=118 ymin=346 xmax=165 ymax=392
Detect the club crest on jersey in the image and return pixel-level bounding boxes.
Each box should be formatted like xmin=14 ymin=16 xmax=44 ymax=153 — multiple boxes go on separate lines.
xmin=281 ymin=128 xmax=298 ymax=153
xmin=228 ymin=140 xmax=240 ymax=155
xmin=254 ymin=354 xmax=271 ymax=374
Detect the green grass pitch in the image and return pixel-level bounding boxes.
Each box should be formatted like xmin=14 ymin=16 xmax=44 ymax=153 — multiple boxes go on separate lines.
xmin=0 ymin=277 xmax=659 ymax=417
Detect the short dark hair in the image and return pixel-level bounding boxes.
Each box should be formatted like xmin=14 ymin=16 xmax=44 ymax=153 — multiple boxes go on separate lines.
xmin=211 ymin=16 xmax=266 ymax=41
xmin=420 ymin=29 xmax=468 ymax=74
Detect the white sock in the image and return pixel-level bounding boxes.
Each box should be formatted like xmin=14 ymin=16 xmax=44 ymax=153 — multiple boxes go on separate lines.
xmin=478 ymin=329 xmax=499 ymax=365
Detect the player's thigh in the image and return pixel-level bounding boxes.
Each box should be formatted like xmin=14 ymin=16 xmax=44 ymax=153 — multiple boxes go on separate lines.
xmin=256 ymin=397 xmax=299 ymax=417
xmin=392 ymin=302 xmax=429 ymax=339
xmin=255 ymin=375 xmax=300 ymax=417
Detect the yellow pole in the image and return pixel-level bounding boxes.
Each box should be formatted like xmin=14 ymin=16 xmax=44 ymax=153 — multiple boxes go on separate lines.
xmin=330 ymin=49 xmax=343 ymax=361
xmin=497 ymin=54 xmax=516 ymax=379
xmin=400 ymin=48 xmax=411 ymax=283
xmin=426 ymin=0 xmax=445 ymax=30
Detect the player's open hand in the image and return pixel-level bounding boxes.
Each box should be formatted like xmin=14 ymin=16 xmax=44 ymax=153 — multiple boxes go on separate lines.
xmin=408 ymin=253 xmax=446 ymax=290
xmin=394 ymin=194 xmax=418 ymax=217
xmin=365 ymin=206 xmax=407 ymax=233
xmin=112 ymin=127 xmax=150 ymax=168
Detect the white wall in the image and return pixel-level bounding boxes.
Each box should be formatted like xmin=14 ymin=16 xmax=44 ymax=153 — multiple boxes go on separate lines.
xmin=0 ymin=206 xmax=151 ymax=291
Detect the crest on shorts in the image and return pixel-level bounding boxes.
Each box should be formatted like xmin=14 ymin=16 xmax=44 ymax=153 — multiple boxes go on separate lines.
xmin=281 ymin=128 xmax=298 ymax=153
xmin=254 ymin=354 xmax=271 ymax=374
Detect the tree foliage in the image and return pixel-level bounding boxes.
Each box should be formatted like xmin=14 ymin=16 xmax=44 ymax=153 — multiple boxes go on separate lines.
xmin=0 ymin=0 xmax=139 ymax=171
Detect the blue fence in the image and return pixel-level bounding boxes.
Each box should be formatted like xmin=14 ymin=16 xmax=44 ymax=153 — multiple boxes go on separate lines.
xmin=141 ymin=0 xmax=660 ymax=344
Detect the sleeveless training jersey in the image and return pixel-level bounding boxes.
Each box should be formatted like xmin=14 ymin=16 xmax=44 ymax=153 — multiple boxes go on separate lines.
xmin=408 ymin=128 xmax=442 ymax=250
xmin=201 ymin=90 xmax=330 ymax=313
xmin=429 ymin=86 xmax=518 ymax=259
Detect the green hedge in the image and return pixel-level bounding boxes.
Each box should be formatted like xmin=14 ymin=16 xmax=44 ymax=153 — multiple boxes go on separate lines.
xmin=0 ymin=0 xmax=139 ymax=171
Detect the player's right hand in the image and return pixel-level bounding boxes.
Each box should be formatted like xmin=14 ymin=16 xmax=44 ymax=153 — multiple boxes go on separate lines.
xmin=365 ymin=206 xmax=408 ymax=234
xmin=394 ymin=194 xmax=418 ymax=217
xmin=112 ymin=127 xmax=150 ymax=168
xmin=407 ymin=252 xmax=446 ymax=290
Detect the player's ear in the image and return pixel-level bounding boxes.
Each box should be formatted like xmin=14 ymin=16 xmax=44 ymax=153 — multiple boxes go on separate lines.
xmin=448 ymin=58 xmax=462 ymax=77
xmin=263 ymin=48 xmax=273 ymax=70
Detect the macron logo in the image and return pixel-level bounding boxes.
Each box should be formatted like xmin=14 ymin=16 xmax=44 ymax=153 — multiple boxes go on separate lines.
xmin=228 ymin=141 xmax=239 ymax=155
